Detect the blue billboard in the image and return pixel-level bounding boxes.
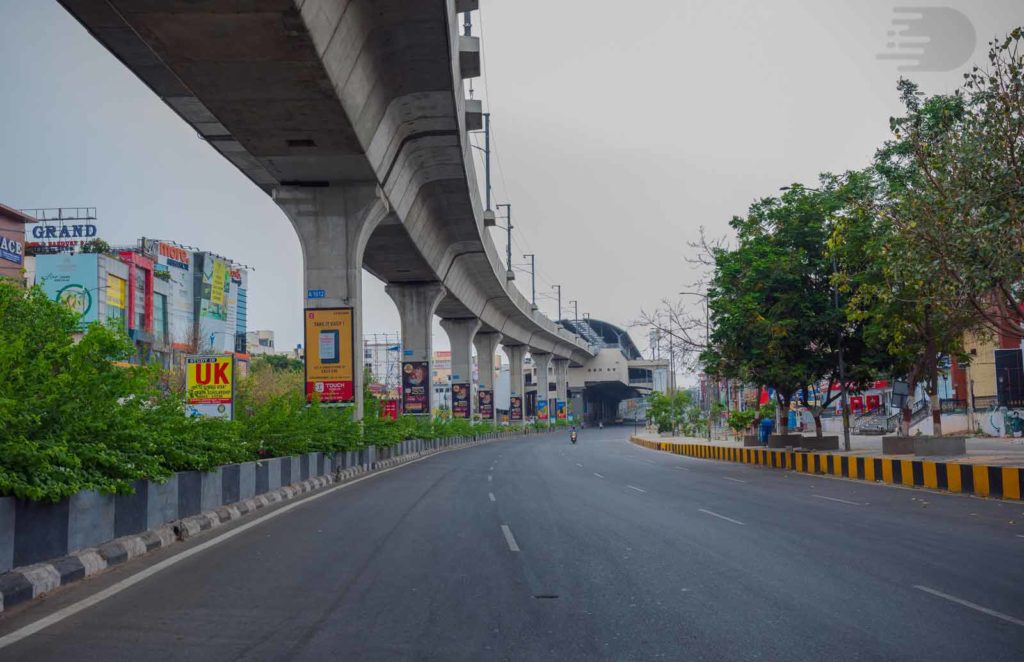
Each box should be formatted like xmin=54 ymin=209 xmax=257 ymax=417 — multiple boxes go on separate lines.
xmin=36 ymin=253 xmax=99 ymax=328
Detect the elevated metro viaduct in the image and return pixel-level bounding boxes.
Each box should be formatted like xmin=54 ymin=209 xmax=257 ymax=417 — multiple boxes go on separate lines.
xmin=522 ymin=319 xmax=669 ymax=425
xmin=58 ymin=0 xmax=595 ymax=420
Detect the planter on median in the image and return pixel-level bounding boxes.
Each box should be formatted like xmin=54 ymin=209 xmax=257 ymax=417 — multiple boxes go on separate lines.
xmin=882 ymin=435 xmax=966 ymax=456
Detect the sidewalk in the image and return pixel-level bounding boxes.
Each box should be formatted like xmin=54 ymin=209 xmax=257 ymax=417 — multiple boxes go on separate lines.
xmin=634 ymin=431 xmax=1024 ymax=468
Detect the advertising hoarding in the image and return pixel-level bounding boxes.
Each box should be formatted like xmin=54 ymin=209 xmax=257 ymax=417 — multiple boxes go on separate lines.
xmin=510 ymin=396 xmax=523 ymax=421
xmin=402 ymin=361 xmax=430 ymax=414
xmin=198 ymin=253 xmax=232 ymax=353
xmin=145 ymin=241 xmax=194 ymax=348
xmin=36 ymin=253 xmax=98 ymax=329
xmin=537 ymin=398 xmax=549 ymax=421
xmin=304 ymin=308 xmax=354 ymax=403
xmin=478 ymin=389 xmax=494 ymax=419
xmin=186 ymin=355 xmax=234 ymax=419
xmin=556 ymin=399 xmax=566 ymax=420
xmin=382 ymin=400 xmax=399 ymax=420
xmin=452 ymin=383 xmax=470 ymax=418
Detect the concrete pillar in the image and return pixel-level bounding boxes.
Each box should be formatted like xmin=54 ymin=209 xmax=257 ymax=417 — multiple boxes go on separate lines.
xmin=440 ymin=318 xmax=481 ymax=419
xmin=386 ymin=282 xmax=447 ymax=416
xmin=554 ymin=357 xmax=569 ymax=422
xmin=531 ymin=351 xmax=553 ymax=424
xmin=276 ymin=184 xmax=387 ymax=420
xmin=503 ymin=344 xmax=527 ymax=423
xmin=473 ymin=332 xmax=502 ymax=423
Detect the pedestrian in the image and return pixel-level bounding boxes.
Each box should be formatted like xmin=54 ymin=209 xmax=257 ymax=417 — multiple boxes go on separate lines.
xmin=758 ymin=415 xmax=774 ymax=447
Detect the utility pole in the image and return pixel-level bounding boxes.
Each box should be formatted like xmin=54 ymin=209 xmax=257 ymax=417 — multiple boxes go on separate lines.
xmin=551 ymin=284 xmax=562 ymax=321
xmin=523 ymin=253 xmax=536 ymax=309
xmin=833 ymin=256 xmax=851 ymax=451
xmin=484 ymin=114 xmax=491 ymax=211
xmin=496 ymin=203 xmax=513 ymax=279
xmin=569 ymin=300 xmax=578 ymax=326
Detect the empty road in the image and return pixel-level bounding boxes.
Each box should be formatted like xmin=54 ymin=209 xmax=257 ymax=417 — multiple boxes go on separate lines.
xmin=1 ymin=427 xmax=1021 ymax=661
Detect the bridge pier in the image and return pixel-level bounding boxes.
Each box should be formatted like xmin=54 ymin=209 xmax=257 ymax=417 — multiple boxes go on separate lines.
xmin=386 ymin=282 xmax=447 ymax=417
xmin=440 ymin=318 xmax=481 ymax=419
xmin=473 ymin=332 xmax=502 ymax=424
xmin=554 ymin=358 xmax=569 ymax=422
xmin=503 ymin=344 xmax=527 ymax=424
xmin=530 ymin=351 xmax=553 ymax=425
xmin=276 ymin=184 xmax=387 ymax=421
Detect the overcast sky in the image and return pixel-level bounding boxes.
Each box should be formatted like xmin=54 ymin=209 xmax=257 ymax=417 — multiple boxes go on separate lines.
xmin=1 ymin=1 xmax=1021 ymax=367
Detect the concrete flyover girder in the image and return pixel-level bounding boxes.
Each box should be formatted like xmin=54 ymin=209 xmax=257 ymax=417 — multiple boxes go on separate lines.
xmin=56 ymin=0 xmax=594 ymax=369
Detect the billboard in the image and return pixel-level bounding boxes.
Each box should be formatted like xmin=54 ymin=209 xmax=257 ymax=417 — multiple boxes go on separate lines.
xmin=510 ymin=396 xmax=523 ymax=421
xmin=304 ymin=307 xmax=354 ymax=403
xmin=382 ymin=400 xmax=399 ymax=420
xmin=198 ymin=253 xmax=232 ymax=353
xmin=402 ymin=361 xmax=430 ymax=414
xmin=186 ymin=355 xmax=234 ymax=419
xmin=144 ymin=241 xmax=194 ymax=348
xmin=452 ymin=383 xmax=471 ymax=418
xmin=36 ymin=253 xmax=99 ymax=328
xmin=556 ymin=399 xmax=566 ymax=420
xmin=537 ymin=398 xmax=549 ymax=421
xmin=478 ymin=389 xmax=494 ymax=419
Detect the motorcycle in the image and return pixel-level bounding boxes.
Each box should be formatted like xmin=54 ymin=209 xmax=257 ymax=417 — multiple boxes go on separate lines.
xmin=570 ymin=430 xmax=578 ymax=444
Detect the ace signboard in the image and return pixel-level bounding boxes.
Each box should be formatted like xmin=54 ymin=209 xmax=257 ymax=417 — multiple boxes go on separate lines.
xmin=304 ymin=308 xmax=354 ymax=404
xmin=186 ymin=355 xmax=234 ymax=419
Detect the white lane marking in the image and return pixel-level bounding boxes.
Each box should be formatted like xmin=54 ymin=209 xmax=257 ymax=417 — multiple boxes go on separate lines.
xmin=0 ymin=444 xmax=470 ymax=650
xmin=488 ymin=475 xmax=492 ymax=482
xmin=488 ymin=492 xmax=496 ymax=502
xmin=576 ymin=463 xmax=583 ymax=468
xmin=501 ymin=525 xmax=521 ymax=552
xmin=913 ymin=585 xmax=1024 ymax=627
xmin=1017 ymin=534 xmax=1024 ymax=538
xmin=722 ymin=477 xmax=747 ymax=484
xmin=698 ymin=509 xmax=745 ymax=526
xmin=811 ymin=494 xmax=867 ymax=506
xmin=627 ymin=485 xmax=646 ymax=493
xmin=593 ymin=472 xmax=605 ymax=479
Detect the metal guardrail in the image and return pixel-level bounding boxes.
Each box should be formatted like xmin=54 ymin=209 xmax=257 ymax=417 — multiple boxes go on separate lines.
xmin=940 ymin=398 xmax=967 ymax=414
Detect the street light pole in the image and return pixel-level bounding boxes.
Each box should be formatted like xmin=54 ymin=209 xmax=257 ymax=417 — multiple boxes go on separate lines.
xmin=523 ymin=253 xmax=536 ymax=309
xmin=569 ymin=300 xmax=578 ymax=326
xmin=496 ymin=203 xmax=513 ymax=278
xmin=833 ymin=256 xmax=851 ymax=451
xmin=551 ymin=284 xmax=562 ymax=320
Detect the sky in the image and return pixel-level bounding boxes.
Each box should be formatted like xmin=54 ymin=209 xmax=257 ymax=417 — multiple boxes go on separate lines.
xmin=1 ymin=0 xmax=1022 ymax=368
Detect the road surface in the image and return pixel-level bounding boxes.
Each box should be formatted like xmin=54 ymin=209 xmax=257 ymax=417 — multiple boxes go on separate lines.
xmin=1 ymin=427 xmax=1021 ymax=660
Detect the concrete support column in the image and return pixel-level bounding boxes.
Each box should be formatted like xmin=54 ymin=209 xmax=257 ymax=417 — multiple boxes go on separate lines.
xmin=554 ymin=358 xmax=570 ymax=422
xmin=385 ymin=282 xmax=447 ymax=416
xmin=440 ymin=318 xmax=481 ymax=419
xmin=473 ymin=332 xmax=502 ymax=423
xmin=276 ymin=184 xmax=387 ymax=420
xmin=503 ymin=344 xmax=527 ymax=423
xmin=531 ymin=351 xmax=553 ymax=424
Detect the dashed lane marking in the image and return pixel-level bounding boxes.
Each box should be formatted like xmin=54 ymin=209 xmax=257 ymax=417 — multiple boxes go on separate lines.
xmin=913 ymin=585 xmax=1024 ymax=627
xmin=501 ymin=525 xmax=521 ymax=552
xmin=488 ymin=492 xmax=496 ymax=502
xmin=593 ymin=473 xmax=605 ymax=479
xmin=722 ymin=477 xmax=747 ymax=484
xmin=627 ymin=485 xmax=647 ymax=493
xmin=811 ymin=494 xmax=867 ymax=506
xmin=698 ymin=508 xmax=745 ymax=526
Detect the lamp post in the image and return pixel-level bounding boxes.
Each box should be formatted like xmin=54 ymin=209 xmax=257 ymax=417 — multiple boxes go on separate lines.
xmin=680 ymin=289 xmax=710 ymax=439
xmin=569 ymin=299 xmax=578 ymax=326
xmin=523 ymin=253 xmax=536 ymax=309
xmin=551 ymin=284 xmax=562 ymax=321
xmin=496 ymin=203 xmax=513 ymax=279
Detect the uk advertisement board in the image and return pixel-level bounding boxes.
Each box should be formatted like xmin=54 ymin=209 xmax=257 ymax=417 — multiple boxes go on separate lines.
xmin=401 ymin=361 xmax=430 ymax=414
xmin=304 ymin=307 xmax=354 ymax=404
xmin=186 ymin=355 xmax=234 ymax=419
xmin=452 ymin=383 xmax=470 ymax=418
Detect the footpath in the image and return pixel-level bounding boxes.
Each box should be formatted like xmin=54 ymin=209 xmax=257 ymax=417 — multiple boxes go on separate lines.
xmin=631 ymin=431 xmax=1024 ymax=501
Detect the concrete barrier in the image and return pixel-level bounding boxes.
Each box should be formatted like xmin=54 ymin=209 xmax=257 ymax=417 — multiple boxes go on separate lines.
xmin=882 ymin=436 xmax=915 ymax=455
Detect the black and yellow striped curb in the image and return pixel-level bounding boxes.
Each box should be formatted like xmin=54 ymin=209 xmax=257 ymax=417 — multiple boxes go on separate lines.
xmin=630 ymin=436 xmax=1024 ymax=501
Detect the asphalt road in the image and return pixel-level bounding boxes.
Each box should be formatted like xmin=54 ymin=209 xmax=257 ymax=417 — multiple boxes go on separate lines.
xmin=1 ymin=427 xmax=1022 ymax=661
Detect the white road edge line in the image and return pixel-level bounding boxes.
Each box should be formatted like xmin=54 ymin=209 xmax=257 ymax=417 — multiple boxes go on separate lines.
xmin=913 ymin=585 xmax=1024 ymax=627
xmin=698 ymin=508 xmax=745 ymax=526
xmin=488 ymin=492 xmax=496 ymax=502
xmin=722 ymin=477 xmax=747 ymax=484
xmin=576 ymin=463 xmax=583 ymax=468
xmin=501 ymin=524 xmax=520 ymax=552
xmin=593 ymin=472 xmax=605 ymax=479
xmin=811 ymin=494 xmax=866 ymax=506
xmin=0 ymin=442 xmax=486 ymax=651
xmin=627 ymin=485 xmax=646 ymax=493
